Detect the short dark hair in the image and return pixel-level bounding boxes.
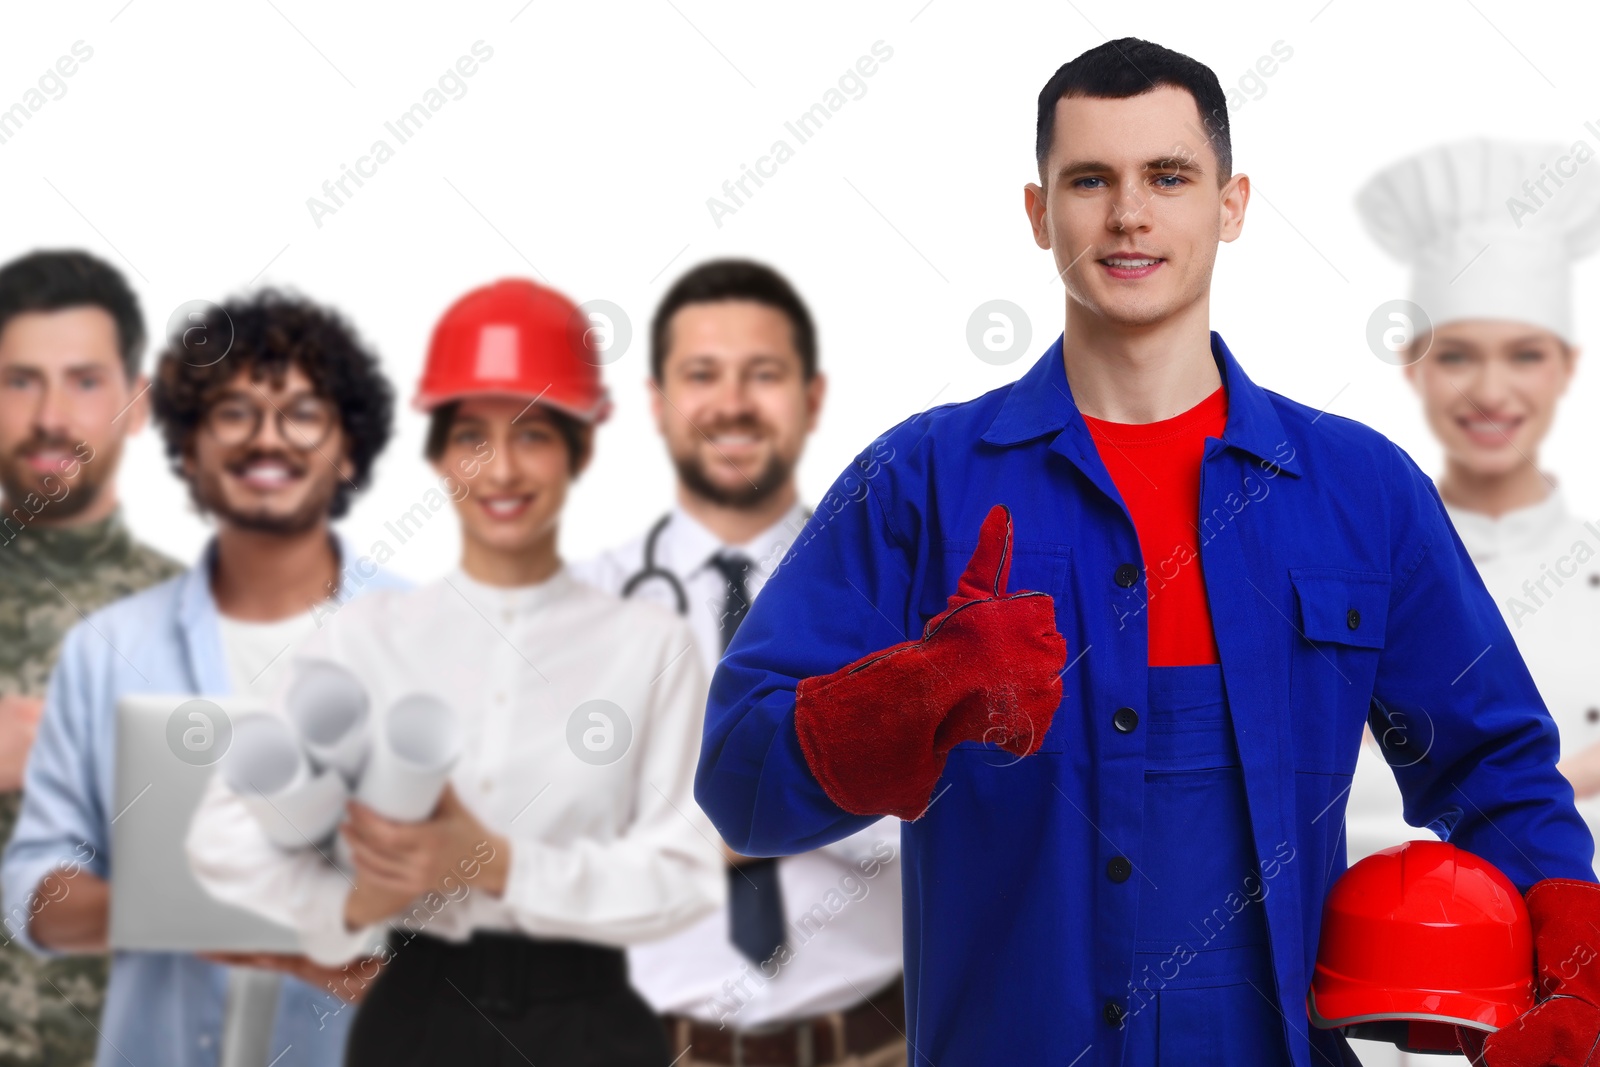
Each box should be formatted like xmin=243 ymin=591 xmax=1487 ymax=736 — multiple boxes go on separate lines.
xmin=424 ymin=401 xmax=590 ymax=475
xmin=0 ymin=250 xmax=145 ymax=378
xmin=650 ymin=259 xmax=817 ymax=381
xmin=1035 ymin=38 xmax=1231 ymax=184
xmin=149 ymin=290 xmax=393 ymax=519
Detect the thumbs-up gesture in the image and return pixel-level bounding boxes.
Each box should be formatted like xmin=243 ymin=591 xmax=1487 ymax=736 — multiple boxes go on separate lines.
xmin=795 ymin=505 xmax=1068 ymax=820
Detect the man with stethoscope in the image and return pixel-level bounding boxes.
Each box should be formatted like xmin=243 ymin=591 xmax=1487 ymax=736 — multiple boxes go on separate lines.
xmin=575 ymin=259 xmax=907 ymax=1067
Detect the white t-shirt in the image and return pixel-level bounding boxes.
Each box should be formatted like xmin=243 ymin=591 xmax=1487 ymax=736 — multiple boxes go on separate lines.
xmin=214 ymin=609 xmax=320 ymax=697
xmin=211 ymin=607 xmax=325 ymax=1049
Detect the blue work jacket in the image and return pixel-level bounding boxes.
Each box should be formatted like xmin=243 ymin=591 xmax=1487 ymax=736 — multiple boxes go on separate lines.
xmin=696 ymin=331 xmax=1597 ymax=1067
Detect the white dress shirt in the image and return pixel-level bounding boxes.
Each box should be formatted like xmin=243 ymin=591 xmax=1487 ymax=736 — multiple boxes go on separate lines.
xmin=186 ymin=565 xmax=725 ymax=967
xmin=574 ymin=503 xmax=904 ymax=1027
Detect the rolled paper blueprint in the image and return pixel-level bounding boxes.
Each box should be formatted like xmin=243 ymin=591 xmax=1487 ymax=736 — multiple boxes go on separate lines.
xmin=222 ymin=713 xmax=349 ymax=849
xmin=332 ymin=828 xmax=355 ymax=875
xmin=285 ymin=658 xmax=371 ymax=785
xmin=355 ymin=693 xmax=461 ymax=822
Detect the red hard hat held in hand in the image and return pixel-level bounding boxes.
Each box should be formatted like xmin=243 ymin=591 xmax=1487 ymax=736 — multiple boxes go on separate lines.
xmin=793 ymin=504 xmax=1068 ymax=821
xmin=1308 ymin=841 xmax=1535 ymax=1056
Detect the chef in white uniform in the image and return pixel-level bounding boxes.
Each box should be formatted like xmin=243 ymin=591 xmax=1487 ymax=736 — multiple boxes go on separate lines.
xmin=1344 ymin=137 xmax=1600 ymax=1066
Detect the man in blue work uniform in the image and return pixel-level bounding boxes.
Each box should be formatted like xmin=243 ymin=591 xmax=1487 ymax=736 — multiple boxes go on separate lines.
xmin=695 ymin=38 xmax=1600 ymax=1067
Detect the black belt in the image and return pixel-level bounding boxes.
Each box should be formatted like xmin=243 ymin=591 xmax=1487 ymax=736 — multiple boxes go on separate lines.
xmin=396 ymin=929 xmax=630 ymax=1017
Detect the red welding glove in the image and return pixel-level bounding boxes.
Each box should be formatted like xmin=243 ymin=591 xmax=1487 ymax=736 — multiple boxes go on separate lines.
xmin=793 ymin=504 xmax=1067 ymax=821
xmin=1460 ymin=879 xmax=1600 ymax=1066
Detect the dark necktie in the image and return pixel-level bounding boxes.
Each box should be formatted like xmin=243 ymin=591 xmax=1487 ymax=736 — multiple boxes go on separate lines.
xmin=710 ymin=551 xmax=786 ymax=963
xmin=708 ymin=551 xmax=752 ymax=653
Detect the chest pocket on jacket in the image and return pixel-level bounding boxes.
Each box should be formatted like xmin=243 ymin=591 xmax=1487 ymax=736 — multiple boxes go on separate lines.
xmin=1291 ymin=568 xmax=1389 ymax=650
xmin=1287 ymin=566 xmax=1391 ymax=774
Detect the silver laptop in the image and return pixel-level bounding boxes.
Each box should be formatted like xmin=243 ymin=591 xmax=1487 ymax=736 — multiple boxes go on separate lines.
xmin=110 ymin=693 xmax=300 ymax=952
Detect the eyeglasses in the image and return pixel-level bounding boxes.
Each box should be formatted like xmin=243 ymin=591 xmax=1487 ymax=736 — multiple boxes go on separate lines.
xmin=203 ymin=394 xmax=337 ymax=451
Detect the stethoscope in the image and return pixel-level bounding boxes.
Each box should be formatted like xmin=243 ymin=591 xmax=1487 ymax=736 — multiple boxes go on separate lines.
xmin=621 ymin=508 xmax=813 ymax=618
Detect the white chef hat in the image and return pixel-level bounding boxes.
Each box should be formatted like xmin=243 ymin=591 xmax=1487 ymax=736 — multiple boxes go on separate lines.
xmin=1355 ymin=138 xmax=1600 ymax=343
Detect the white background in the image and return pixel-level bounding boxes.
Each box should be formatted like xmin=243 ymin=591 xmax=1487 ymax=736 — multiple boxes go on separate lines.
xmin=3 ymin=0 xmax=1599 ymax=580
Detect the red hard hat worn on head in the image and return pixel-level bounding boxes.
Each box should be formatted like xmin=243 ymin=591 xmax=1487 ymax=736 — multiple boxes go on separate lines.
xmin=1308 ymin=840 xmax=1535 ymax=1053
xmin=415 ymin=278 xmax=611 ymax=423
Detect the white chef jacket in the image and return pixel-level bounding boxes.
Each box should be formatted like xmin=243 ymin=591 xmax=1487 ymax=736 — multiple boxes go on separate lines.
xmin=574 ymin=503 xmax=905 ymax=1027
xmin=185 ymin=565 xmax=725 ymax=967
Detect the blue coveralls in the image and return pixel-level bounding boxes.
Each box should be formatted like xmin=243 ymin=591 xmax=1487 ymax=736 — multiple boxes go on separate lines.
xmin=1122 ymin=663 xmax=1283 ymax=1063
xmin=696 ymin=332 xmax=1597 ymax=1066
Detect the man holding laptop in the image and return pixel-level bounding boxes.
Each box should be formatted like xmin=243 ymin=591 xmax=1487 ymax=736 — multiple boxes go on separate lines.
xmin=0 ymin=291 xmax=404 ymax=1067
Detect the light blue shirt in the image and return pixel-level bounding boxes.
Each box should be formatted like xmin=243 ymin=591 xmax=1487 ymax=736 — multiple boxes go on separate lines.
xmin=1 ymin=535 xmax=408 ymax=1067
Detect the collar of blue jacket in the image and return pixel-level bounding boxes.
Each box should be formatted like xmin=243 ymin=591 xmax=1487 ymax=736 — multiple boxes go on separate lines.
xmin=981 ymin=330 xmax=1303 ymax=478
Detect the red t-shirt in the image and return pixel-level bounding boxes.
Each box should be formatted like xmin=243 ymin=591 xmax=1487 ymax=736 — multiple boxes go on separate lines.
xmin=1081 ymin=384 xmax=1229 ymax=666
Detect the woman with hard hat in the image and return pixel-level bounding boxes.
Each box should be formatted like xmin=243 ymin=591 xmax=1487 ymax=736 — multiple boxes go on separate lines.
xmin=1342 ymin=139 xmax=1600 ymax=1066
xmin=185 ymin=279 xmax=724 ymax=1066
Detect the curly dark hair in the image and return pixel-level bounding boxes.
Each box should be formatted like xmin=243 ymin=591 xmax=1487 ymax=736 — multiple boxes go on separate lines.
xmin=149 ymin=289 xmax=393 ymax=519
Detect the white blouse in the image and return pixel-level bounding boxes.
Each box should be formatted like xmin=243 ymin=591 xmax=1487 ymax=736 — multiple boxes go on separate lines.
xmin=186 ymin=566 xmax=726 ymax=966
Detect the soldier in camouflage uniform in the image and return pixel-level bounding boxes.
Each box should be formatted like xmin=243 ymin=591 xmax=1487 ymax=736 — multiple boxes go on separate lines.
xmin=0 ymin=250 xmax=180 ymax=1066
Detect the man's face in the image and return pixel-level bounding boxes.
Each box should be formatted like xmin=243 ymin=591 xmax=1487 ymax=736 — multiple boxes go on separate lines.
xmin=434 ymin=397 xmax=584 ymax=557
xmin=1402 ymin=320 xmax=1578 ymax=477
xmin=1024 ymin=85 xmax=1249 ymax=327
xmin=651 ymin=300 xmax=825 ymax=509
xmin=0 ymin=306 xmax=142 ymax=521
xmin=184 ymin=363 xmax=353 ymax=535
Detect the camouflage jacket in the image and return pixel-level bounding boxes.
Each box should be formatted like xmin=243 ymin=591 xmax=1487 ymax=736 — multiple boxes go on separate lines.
xmin=0 ymin=509 xmax=182 ymax=1066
